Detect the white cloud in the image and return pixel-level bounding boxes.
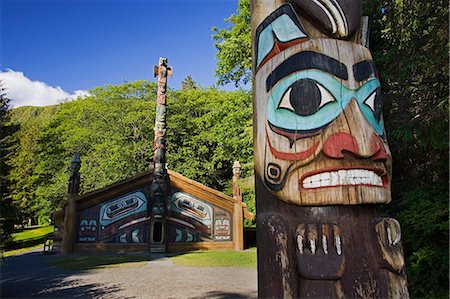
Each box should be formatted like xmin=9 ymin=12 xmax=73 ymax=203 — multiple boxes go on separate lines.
xmin=0 ymin=69 xmax=89 ymax=108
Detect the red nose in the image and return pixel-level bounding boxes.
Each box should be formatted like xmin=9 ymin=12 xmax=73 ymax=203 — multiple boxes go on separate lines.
xmin=323 ymin=132 xmax=388 ymax=161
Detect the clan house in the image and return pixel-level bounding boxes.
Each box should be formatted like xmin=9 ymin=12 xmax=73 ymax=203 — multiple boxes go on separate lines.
xmin=52 ymin=58 xmax=253 ymax=254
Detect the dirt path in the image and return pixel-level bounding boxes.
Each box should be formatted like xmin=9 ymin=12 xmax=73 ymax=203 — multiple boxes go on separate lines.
xmin=1 ymin=250 xmax=257 ymax=298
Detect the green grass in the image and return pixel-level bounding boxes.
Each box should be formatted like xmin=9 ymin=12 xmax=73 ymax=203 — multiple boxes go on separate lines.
xmin=2 ymin=244 xmax=43 ymax=257
xmin=4 ymin=225 xmax=54 ymax=253
xmin=170 ymin=248 xmax=257 ymax=268
xmin=52 ymin=255 xmax=151 ymax=270
xmin=11 ymin=225 xmax=54 ymax=242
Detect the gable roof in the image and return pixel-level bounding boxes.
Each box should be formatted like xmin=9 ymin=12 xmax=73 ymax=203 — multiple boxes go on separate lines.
xmin=71 ymin=168 xmax=254 ymax=220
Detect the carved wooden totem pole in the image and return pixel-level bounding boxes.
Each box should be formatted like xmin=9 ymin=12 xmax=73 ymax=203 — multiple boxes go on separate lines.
xmin=149 ymin=57 xmax=172 ymax=253
xmin=252 ymin=1 xmax=408 ymax=297
xmin=61 ymin=154 xmax=81 ymax=254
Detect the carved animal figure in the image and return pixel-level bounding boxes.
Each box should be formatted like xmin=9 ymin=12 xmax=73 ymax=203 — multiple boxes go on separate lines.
xmin=252 ymin=1 xmax=408 ymax=297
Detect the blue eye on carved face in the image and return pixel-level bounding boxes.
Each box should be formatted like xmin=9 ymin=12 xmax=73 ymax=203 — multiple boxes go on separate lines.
xmin=267 ymin=70 xmax=385 ymax=137
xmin=278 ymin=79 xmax=336 ymax=116
xmin=267 ymin=70 xmax=346 ymax=134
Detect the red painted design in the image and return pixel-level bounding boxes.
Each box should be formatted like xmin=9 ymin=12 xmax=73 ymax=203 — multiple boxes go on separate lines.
xmin=258 ymin=38 xmax=307 ymax=71
xmin=267 ymin=132 xmax=319 ymax=161
xmin=269 ymin=122 xmax=320 ymax=144
xmin=323 ymin=132 xmax=359 ymax=159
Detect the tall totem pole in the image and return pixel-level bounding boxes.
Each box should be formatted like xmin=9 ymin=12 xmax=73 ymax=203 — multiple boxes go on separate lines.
xmin=61 ymin=154 xmax=81 ymax=254
xmin=149 ymin=57 xmax=172 ymax=253
xmin=251 ymin=1 xmax=408 ymax=297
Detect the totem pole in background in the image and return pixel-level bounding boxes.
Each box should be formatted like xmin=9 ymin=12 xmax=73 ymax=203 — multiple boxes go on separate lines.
xmin=61 ymin=154 xmax=81 ymax=254
xmin=251 ymin=1 xmax=408 ymax=297
xmin=149 ymin=57 xmax=172 ymax=253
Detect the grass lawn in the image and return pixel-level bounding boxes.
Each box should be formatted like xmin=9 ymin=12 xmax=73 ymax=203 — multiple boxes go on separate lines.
xmin=170 ymin=248 xmax=257 ymax=268
xmin=11 ymin=225 xmax=54 ymax=242
xmin=52 ymin=255 xmax=151 ymax=270
xmin=3 ymin=225 xmax=54 ymax=257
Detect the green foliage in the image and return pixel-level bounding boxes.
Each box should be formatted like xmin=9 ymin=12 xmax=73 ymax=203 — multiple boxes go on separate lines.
xmin=0 ymin=80 xmax=19 ymax=256
xmin=212 ymin=0 xmax=251 ymax=87
xmin=167 ymin=87 xmax=253 ymax=191
xmin=364 ymin=1 xmax=449 ymax=297
xmin=395 ymin=182 xmax=449 ymax=298
xmin=6 ymin=81 xmax=254 ymax=228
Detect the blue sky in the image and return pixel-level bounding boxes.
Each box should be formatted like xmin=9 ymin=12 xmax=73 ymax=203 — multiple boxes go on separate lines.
xmin=0 ymin=0 xmax=242 ymax=106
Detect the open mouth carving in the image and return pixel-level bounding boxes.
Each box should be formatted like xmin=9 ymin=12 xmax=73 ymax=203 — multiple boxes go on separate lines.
xmin=300 ymin=168 xmax=385 ymax=189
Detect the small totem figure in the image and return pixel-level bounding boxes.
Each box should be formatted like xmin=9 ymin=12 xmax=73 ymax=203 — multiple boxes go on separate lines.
xmin=251 ymin=1 xmax=408 ymax=297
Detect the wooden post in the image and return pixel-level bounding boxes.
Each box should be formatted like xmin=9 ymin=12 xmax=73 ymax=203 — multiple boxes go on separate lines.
xmin=60 ymin=154 xmax=81 ymax=254
xmin=149 ymin=57 xmax=172 ymax=253
xmin=232 ymin=161 xmax=244 ymax=251
xmin=251 ymin=1 xmax=408 ymax=297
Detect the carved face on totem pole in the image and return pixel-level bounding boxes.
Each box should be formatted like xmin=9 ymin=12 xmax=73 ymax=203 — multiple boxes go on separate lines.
xmin=253 ymin=0 xmax=392 ymax=206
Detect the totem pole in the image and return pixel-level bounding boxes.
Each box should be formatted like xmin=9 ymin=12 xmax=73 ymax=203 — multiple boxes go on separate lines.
xmin=61 ymin=154 xmax=81 ymax=254
xmin=232 ymin=161 xmax=244 ymax=250
xmin=251 ymin=1 xmax=408 ymax=297
xmin=149 ymin=57 xmax=172 ymax=253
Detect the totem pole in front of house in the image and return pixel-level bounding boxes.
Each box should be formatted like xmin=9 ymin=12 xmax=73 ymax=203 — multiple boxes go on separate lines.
xmin=252 ymin=1 xmax=408 ymax=297
xmin=61 ymin=154 xmax=81 ymax=254
xmin=149 ymin=57 xmax=172 ymax=253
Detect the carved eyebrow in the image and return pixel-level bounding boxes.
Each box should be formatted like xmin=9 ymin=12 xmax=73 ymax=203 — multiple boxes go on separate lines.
xmin=266 ymin=51 xmax=348 ymax=92
xmin=353 ymin=60 xmax=377 ymax=81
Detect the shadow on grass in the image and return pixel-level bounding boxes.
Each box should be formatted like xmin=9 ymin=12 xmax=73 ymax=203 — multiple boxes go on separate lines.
xmin=5 ymin=232 xmax=53 ymax=250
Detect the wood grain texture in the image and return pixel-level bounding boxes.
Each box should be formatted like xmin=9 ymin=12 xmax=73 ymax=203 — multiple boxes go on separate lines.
xmin=252 ymin=1 xmax=408 ymax=297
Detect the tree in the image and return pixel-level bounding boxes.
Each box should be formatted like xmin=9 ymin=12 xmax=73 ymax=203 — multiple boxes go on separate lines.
xmin=0 ymin=80 xmax=18 ymax=254
xmin=212 ymin=0 xmax=251 ymax=87
xmin=181 ymin=75 xmax=198 ymax=90
xmin=364 ymin=1 xmax=449 ymax=297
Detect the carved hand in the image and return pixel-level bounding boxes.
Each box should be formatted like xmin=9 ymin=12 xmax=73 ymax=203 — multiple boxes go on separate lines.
xmin=296 ymin=223 xmax=345 ymax=280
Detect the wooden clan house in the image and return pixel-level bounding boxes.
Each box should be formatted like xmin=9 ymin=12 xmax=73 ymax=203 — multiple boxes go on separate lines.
xmin=53 ymin=58 xmax=253 ymax=254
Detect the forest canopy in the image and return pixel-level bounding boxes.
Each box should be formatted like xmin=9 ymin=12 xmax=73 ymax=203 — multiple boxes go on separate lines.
xmin=6 ymin=81 xmax=254 ymax=226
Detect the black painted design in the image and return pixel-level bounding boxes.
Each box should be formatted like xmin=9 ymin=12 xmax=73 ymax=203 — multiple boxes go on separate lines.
xmin=264 ymin=163 xmax=291 ymax=191
xmin=255 ymin=4 xmax=306 ymax=68
xmin=267 ymin=163 xmax=282 ymax=182
xmin=266 ymin=51 xmax=348 ymax=92
xmin=353 ymin=60 xmax=377 ymax=81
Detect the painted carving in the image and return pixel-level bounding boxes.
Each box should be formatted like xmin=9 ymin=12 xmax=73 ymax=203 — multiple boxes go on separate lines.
xmin=252 ymin=1 xmax=408 ymax=297
xmin=79 ymin=219 xmax=97 ymax=242
xmin=168 ymin=191 xmax=213 ymax=239
xmin=167 ymin=190 xmax=232 ymax=242
xmin=77 ymin=190 xmax=149 ymax=243
xmin=99 ymin=192 xmax=147 ymax=226
xmin=254 ymin=2 xmax=391 ymax=206
xmin=214 ymin=218 xmax=231 ymax=241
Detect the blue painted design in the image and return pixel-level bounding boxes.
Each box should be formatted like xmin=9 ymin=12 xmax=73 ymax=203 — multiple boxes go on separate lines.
xmin=257 ymin=14 xmax=307 ymax=67
xmin=267 ymin=70 xmax=384 ymax=135
xmin=99 ymin=191 xmax=147 ymax=226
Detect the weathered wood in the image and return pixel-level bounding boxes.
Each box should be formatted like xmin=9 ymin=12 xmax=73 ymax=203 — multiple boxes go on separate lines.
xmin=61 ymin=154 xmax=81 ymax=254
xmin=149 ymin=57 xmax=172 ymax=253
xmin=252 ymin=1 xmax=408 ymax=297
xmin=232 ymin=161 xmax=244 ymax=250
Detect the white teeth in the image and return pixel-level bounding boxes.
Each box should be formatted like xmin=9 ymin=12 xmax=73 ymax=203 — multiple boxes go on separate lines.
xmin=302 ymin=169 xmax=383 ymax=189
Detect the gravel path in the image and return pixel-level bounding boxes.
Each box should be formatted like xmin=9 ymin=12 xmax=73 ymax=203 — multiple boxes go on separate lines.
xmin=1 ymin=250 xmax=257 ymax=299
